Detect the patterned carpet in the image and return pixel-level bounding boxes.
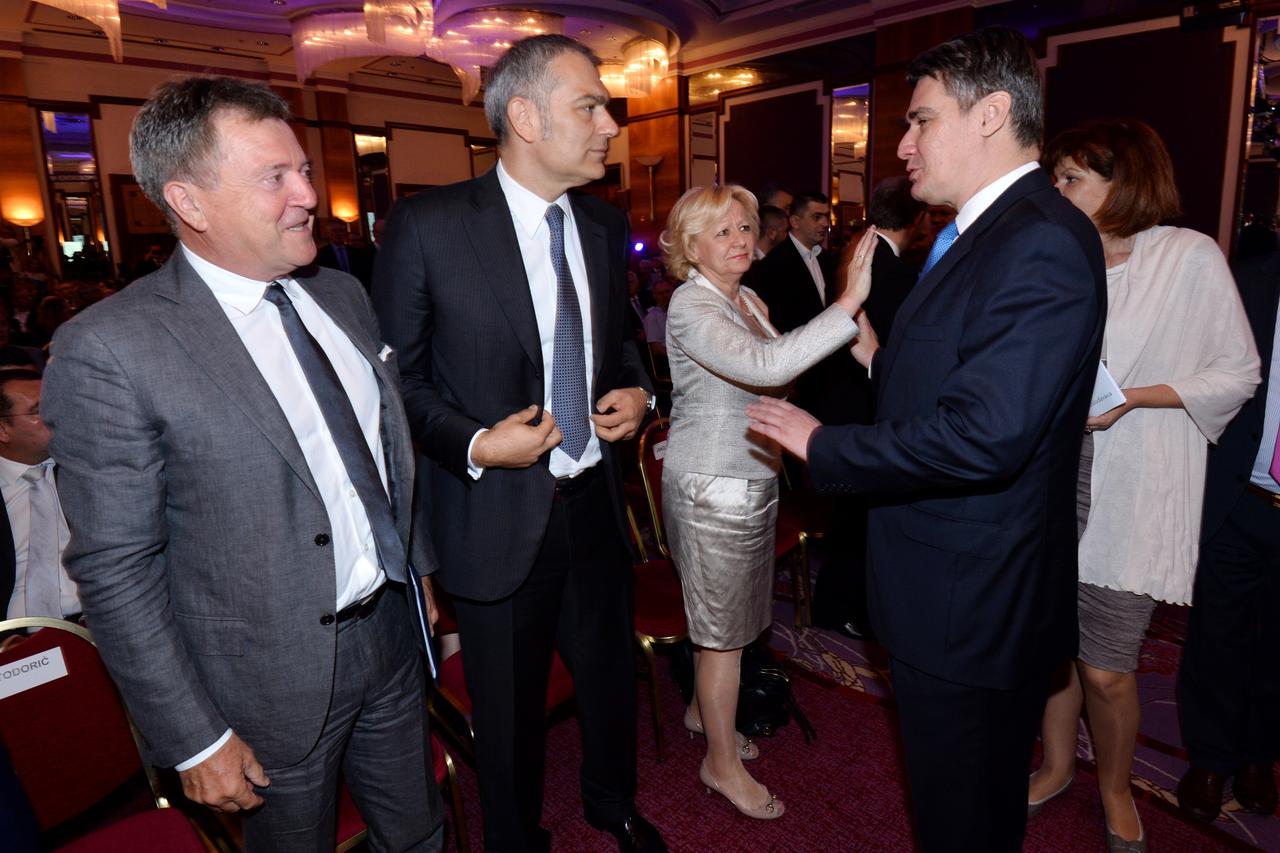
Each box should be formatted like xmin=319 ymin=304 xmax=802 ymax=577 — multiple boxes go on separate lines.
xmin=770 ymin=557 xmax=1280 ymax=851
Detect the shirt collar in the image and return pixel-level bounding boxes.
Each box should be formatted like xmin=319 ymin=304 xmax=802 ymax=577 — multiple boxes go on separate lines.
xmin=180 ymin=244 xmax=292 ymax=316
xmin=496 ymin=159 xmax=572 ymax=240
xmin=876 ymin=232 xmax=902 ymax=257
xmin=955 ymin=161 xmax=1039 ymax=235
xmin=0 ymin=453 xmax=42 ymax=488
xmin=789 ymin=232 xmax=822 ymax=260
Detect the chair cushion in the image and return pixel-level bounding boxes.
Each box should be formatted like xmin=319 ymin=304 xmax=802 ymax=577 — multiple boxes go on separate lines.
xmin=633 ymin=559 xmax=686 ymax=640
xmin=335 ymin=782 xmax=367 ymax=848
xmin=55 ymin=808 xmax=204 ymax=853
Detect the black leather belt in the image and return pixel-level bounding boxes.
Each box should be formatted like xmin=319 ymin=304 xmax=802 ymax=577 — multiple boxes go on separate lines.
xmin=553 ymin=465 xmax=599 ymax=499
xmin=336 ymin=584 xmax=386 ymax=623
xmin=1246 ymin=482 xmax=1280 ymax=508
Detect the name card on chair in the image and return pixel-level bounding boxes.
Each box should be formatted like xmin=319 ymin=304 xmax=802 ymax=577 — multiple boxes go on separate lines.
xmin=0 ymin=647 xmax=68 ymax=700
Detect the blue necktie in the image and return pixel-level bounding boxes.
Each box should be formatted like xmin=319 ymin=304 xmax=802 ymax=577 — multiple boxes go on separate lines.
xmin=920 ymin=221 xmax=959 ymax=279
xmin=262 ymin=283 xmax=406 ymax=583
xmin=544 ymin=204 xmax=590 ymax=461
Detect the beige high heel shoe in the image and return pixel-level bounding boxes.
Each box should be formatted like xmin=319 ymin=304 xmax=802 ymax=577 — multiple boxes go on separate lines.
xmin=683 ymin=708 xmax=758 ymax=760
xmin=699 ymin=760 xmax=785 ymax=820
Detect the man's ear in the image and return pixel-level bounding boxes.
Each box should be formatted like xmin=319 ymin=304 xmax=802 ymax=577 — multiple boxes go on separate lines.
xmin=506 ymin=96 xmax=541 ymax=145
xmin=163 ymin=181 xmax=208 ymax=232
xmin=978 ymin=91 xmax=1012 ymax=139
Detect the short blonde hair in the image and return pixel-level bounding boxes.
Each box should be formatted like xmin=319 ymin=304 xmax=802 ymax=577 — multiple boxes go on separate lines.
xmin=660 ymin=184 xmax=759 ymax=281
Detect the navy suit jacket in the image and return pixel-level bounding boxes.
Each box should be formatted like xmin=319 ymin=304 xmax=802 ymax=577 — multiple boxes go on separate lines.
xmin=1201 ymin=251 xmax=1279 ymax=541
xmin=809 ymin=169 xmax=1106 ymax=689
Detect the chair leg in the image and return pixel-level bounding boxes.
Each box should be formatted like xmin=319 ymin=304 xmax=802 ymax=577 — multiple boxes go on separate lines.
xmin=637 ymin=634 xmax=666 ymax=762
xmin=793 ymin=534 xmax=813 ymax=629
xmin=444 ymin=750 xmax=469 ymax=852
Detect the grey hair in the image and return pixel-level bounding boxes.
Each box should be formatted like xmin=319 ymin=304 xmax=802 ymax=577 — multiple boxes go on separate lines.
xmin=484 ymin=34 xmax=599 ymax=146
xmin=129 ymin=76 xmax=291 ymax=229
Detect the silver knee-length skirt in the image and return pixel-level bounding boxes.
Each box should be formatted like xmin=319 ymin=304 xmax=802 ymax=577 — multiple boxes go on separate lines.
xmin=662 ymin=469 xmax=778 ymax=650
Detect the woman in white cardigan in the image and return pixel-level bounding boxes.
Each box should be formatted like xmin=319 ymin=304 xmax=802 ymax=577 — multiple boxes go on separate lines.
xmin=1026 ymin=119 xmax=1260 ymax=851
xmin=659 ymin=185 xmax=878 ymax=820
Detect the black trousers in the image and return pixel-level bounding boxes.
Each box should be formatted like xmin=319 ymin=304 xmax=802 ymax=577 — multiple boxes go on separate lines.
xmin=242 ymin=588 xmax=444 ymax=853
xmin=811 ymin=495 xmax=870 ymax=629
xmin=890 ymin=657 xmax=1052 ymax=853
xmin=1178 ymin=487 xmax=1280 ymax=774
xmin=452 ymin=472 xmax=637 ymax=852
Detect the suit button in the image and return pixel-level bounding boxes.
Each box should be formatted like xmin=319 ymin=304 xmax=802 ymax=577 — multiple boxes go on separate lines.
xmin=320 ymin=613 xmax=335 ymax=626
xmin=315 ymin=533 xmax=330 ymax=546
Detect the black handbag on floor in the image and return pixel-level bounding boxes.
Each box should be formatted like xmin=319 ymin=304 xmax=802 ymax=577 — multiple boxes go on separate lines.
xmin=670 ymin=639 xmax=817 ymax=743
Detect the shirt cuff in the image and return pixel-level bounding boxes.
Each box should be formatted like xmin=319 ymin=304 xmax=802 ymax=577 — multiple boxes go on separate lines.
xmin=466 ymin=428 xmax=488 ymax=480
xmin=175 ymin=728 xmax=232 ymax=771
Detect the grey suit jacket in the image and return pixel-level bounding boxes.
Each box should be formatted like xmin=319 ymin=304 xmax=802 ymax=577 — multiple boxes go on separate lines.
xmin=664 ymin=273 xmax=857 ymax=480
xmin=42 ymin=253 xmax=432 ymax=768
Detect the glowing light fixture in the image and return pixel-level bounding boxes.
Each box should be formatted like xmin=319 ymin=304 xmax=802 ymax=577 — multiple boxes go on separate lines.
xmin=437 ymin=10 xmax=563 ymax=104
xmin=621 ymin=37 xmax=668 ymax=98
xmin=36 ymin=0 xmax=166 ymax=62
xmin=292 ymin=11 xmax=432 ymax=83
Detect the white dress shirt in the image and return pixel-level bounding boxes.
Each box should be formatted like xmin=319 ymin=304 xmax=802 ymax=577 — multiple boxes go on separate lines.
xmin=468 ymin=160 xmax=600 ymax=480
xmin=954 ymin=161 xmax=1040 ymax=234
xmin=789 ymin=232 xmax=826 ymax=306
xmin=876 ymin=232 xmax=903 ymax=257
xmin=0 ymin=455 xmax=79 ymax=619
xmin=175 ymin=246 xmax=390 ymax=771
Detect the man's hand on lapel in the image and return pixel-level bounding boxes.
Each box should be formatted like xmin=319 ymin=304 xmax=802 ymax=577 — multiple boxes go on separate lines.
xmin=592 ymin=387 xmax=648 ymax=442
xmin=472 ymin=405 xmax=562 ymax=468
xmin=746 ymin=396 xmax=821 ymax=462
xmin=179 ymin=733 xmax=269 ymax=813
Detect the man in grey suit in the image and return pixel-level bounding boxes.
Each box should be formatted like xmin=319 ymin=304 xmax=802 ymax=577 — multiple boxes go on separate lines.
xmin=42 ymin=77 xmax=443 ymax=852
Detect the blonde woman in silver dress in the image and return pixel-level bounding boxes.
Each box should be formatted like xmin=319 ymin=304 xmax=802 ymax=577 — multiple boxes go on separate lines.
xmin=659 ymin=184 xmax=878 ymax=820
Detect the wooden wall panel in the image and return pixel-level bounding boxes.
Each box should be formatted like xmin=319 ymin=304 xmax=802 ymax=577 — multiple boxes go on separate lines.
xmin=722 ymin=86 xmax=827 ymax=198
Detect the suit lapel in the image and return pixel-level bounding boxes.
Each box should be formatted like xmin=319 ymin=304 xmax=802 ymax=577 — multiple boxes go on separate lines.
xmin=153 ymin=254 xmax=322 ymax=502
xmin=883 ymin=169 xmax=1048 ymax=382
xmin=462 ymin=170 xmax=543 ymax=374
xmin=571 ymin=194 xmax=611 ymax=376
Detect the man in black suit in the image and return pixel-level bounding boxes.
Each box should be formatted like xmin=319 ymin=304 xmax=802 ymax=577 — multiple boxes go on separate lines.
xmin=373 ymin=35 xmax=662 ymax=853
xmin=749 ymin=27 xmax=1105 ymax=851
xmin=0 ymin=370 xmax=80 ymax=646
xmin=316 ymin=218 xmax=375 ymax=291
xmin=810 ymin=176 xmax=925 ymax=639
xmin=1177 ymin=250 xmax=1280 ymax=821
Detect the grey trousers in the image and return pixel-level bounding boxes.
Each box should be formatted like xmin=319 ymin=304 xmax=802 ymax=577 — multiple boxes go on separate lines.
xmin=242 ymin=588 xmax=444 ymax=852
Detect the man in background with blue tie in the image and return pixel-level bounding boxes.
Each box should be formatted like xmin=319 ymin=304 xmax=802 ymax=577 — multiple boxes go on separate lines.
xmin=749 ymin=27 xmax=1105 ymax=851
xmin=42 ymin=76 xmax=442 ymax=852
xmin=373 ymin=34 xmax=662 ymax=853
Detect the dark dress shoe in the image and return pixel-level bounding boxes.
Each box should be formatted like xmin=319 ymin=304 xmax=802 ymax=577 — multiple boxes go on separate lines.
xmin=1177 ymin=766 xmax=1226 ymax=822
xmin=590 ymin=813 xmax=667 ymax=853
xmin=813 ymin=614 xmax=877 ymax=642
xmin=1233 ymin=763 xmax=1279 ymax=815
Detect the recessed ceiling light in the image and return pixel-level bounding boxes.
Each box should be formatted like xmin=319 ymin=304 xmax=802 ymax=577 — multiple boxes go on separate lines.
xmin=579 ymin=29 xmax=591 ymax=36
xmin=387 ymin=71 xmax=397 ymax=77
xmin=389 ymin=60 xmax=402 ymax=66
xmin=212 ymin=46 xmax=226 ymax=52
xmin=66 ymin=14 xmax=81 ymax=20
xmin=154 ymin=38 xmax=168 ymax=44
xmin=271 ymin=0 xmax=286 ymax=5
xmin=256 ymin=40 xmax=269 ymax=46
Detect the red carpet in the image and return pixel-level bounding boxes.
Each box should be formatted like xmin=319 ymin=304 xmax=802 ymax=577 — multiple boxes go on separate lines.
xmin=439 ymin=658 xmax=1248 ymax=851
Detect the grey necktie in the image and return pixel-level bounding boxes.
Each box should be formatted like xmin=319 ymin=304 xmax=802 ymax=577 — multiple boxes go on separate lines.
xmin=22 ymin=461 xmax=61 ymax=618
xmin=544 ymin=204 xmax=590 ymax=461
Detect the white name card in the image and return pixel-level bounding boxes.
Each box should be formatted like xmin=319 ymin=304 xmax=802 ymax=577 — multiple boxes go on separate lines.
xmin=1089 ymin=361 xmax=1127 ymax=419
xmin=0 ymin=647 xmax=68 ymax=700
xmin=653 ymin=439 xmax=667 ymax=460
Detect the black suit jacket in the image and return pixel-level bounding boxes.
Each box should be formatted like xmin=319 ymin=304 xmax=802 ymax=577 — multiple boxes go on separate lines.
xmin=809 ymin=169 xmax=1106 ymax=690
xmin=1202 ymin=252 xmax=1279 ymax=540
xmin=0 ymin=508 xmax=12 ymax=620
xmin=317 ymin=243 xmax=375 ymax=291
xmin=373 ymin=168 xmax=651 ymax=602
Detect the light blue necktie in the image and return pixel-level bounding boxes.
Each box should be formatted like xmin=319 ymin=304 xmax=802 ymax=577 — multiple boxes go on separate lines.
xmin=919 ymin=221 xmax=959 ymax=279
xmin=544 ymin=204 xmax=590 ymax=461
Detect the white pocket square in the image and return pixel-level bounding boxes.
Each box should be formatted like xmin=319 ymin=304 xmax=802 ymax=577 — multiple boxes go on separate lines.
xmin=378 ymin=344 xmax=394 ymax=362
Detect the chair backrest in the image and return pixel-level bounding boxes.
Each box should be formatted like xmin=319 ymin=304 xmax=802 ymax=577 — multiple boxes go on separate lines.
xmin=0 ymin=618 xmax=156 ymax=830
xmin=636 ymin=417 xmax=671 ymax=558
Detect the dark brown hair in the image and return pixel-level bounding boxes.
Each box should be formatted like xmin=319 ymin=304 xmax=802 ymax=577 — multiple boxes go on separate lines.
xmin=1041 ymin=118 xmax=1181 ymax=238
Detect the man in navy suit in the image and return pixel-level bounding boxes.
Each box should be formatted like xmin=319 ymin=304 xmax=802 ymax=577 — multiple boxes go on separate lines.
xmin=1177 ymin=250 xmax=1280 ymax=821
xmin=749 ymin=27 xmax=1105 ymax=851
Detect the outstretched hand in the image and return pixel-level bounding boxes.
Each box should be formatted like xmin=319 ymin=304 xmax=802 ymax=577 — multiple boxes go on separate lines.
xmin=834 ymin=227 xmax=878 ymax=317
xmin=746 ymin=396 xmax=821 ymax=462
